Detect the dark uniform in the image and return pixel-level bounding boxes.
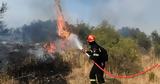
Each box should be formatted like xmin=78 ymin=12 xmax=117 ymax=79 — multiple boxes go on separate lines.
xmin=86 ymin=41 xmax=108 ymax=84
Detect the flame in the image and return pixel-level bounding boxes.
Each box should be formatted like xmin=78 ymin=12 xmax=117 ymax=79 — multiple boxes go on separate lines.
xmin=43 ymin=42 xmax=56 ymax=54
xmin=55 ymin=0 xmax=70 ymax=39
xmin=43 ymin=0 xmax=71 ymax=55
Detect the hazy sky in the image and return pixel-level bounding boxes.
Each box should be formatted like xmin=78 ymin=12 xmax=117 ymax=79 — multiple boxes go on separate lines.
xmin=1 ymin=0 xmax=160 ymax=34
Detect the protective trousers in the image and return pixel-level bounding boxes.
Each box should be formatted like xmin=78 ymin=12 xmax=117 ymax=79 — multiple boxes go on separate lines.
xmin=89 ymin=62 xmax=105 ymax=84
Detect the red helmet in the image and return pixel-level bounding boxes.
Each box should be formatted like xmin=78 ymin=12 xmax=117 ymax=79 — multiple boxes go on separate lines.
xmin=87 ymin=35 xmax=96 ymax=42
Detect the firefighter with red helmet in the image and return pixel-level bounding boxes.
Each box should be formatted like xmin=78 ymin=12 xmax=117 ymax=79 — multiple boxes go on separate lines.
xmin=85 ymin=35 xmax=108 ymax=84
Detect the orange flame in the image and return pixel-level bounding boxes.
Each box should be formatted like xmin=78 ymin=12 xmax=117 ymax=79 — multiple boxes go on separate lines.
xmin=43 ymin=0 xmax=71 ymax=55
xmin=55 ymin=0 xmax=70 ymax=39
xmin=43 ymin=42 xmax=56 ymax=54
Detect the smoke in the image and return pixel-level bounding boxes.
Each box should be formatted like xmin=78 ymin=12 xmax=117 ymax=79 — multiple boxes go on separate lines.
xmin=54 ymin=0 xmax=83 ymax=51
xmin=54 ymin=33 xmax=83 ymax=53
xmin=90 ymin=0 xmax=160 ymax=34
xmin=28 ymin=47 xmax=45 ymax=60
xmin=67 ymin=33 xmax=83 ymax=50
xmin=5 ymin=0 xmax=55 ymax=28
xmin=29 ymin=0 xmax=55 ymax=20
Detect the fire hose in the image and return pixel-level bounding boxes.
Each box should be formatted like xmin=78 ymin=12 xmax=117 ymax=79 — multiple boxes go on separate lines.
xmin=84 ymin=52 xmax=160 ymax=79
xmin=93 ymin=60 xmax=160 ymax=78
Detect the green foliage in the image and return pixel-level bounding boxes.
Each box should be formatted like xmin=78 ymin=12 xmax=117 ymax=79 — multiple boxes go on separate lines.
xmin=118 ymin=27 xmax=140 ymax=39
xmin=151 ymin=31 xmax=160 ymax=57
xmin=136 ymin=32 xmax=151 ymax=51
xmin=91 ymin=22 xmax=120 ymax=48
xmin=90 ymin=22 xmax=141 ymax=74
xmin=154 ymin=44 xmax=160 ymax=58
xmin=151 ymin=31 xmax=160 ymax=44
xmin=108 ymin=38 xmax=140 ymax=74
xmin=119 ymin=27 xmax=151 ymax=52
xmin=69 ymin=22 xmax=91 ymax=43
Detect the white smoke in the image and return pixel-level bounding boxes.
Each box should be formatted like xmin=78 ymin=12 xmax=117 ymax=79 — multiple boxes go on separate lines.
xmin=27 ymin=34 xmax=83 ymax=62
xmin=52 ymin=33 xmax=83 ymax=54
xmin=90 ymin=0 xmax=160 ymax=34
xmin=28 ymin=46 xmax=46 ymax=60
xmin=67 ymin=33 xmax=83 ymax=50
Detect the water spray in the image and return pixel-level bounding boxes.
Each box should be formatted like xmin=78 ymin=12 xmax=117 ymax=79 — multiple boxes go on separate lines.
xmin=67 ymin=33 xmax=83 ymax=50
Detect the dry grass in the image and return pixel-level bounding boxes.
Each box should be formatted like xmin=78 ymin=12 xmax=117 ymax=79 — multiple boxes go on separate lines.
xmin=0 ymin=49 xmax=160 ymax=84
xmin=67 ymin=50 xmax=160 ymax=84
xmin=120 ymin=54 xmax=160 ymax=84
xmin=67 ymin=61 xmax=92 ymax=84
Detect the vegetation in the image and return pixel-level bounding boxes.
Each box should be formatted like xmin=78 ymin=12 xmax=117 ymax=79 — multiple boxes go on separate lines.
xmin=0 ymin=2 xmax=160 ymax=83
xmin=151 ymin=31 xmax=160 ymax=57
xmin=119 ymin=27 xmax=151 ymax=52
xmin=71 ymin=23 xmax=91 ymax=43
xmin=90 ymin=22 xmax=141 ymax=74
xmin=2 ymin=45 xmax=71 ymax=84
xmin=21 ymin=20 xmax=57 ymax=43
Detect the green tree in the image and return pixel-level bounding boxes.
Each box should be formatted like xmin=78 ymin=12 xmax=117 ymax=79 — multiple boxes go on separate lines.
xmin=91 ymin=21 xmax=141 ymax=74
xmin=151 ymin=31 xmax=160 ymax=57
xmin=92 ymin=21 xmax=120 ymax=48
xmin=136 ymin=32 xmax=151 ymax=52
xmin=119 ymin=27 xmax=151 ymax=52
xmin=151 ymin=31 xmax=160 ymax=44
xmin=109 ymin=38 xmax=140 ymax=74
xmin=69 ymin=22 xmax=91 ymax=43
xmin=154 ymin=44 xmax=160 ymax=57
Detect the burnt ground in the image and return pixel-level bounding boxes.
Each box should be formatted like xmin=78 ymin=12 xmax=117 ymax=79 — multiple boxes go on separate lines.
xmin=0 ymin=43 xmax=72 ymax=84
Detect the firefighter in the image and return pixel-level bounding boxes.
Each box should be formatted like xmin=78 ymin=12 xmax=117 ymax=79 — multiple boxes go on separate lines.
xmin=85 ymin=35 xmax=108 ymax=84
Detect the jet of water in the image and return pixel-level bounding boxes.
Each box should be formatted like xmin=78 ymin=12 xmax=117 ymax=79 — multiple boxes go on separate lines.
xmin=67 ymin=33 xmax=83 ymax=50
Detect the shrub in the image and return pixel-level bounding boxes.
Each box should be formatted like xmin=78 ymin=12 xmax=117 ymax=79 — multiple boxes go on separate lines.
xmin=91 ymin=22 xmax=141 ymax=74
xmin=108 ymin=38 xmax=141 ymax=74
